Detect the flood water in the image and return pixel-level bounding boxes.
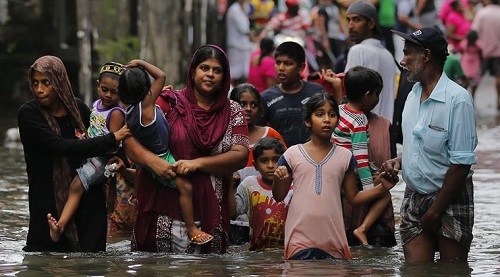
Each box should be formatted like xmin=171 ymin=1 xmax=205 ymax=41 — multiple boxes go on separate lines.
xmin=1 ymin=78 xmax=499 ymax=276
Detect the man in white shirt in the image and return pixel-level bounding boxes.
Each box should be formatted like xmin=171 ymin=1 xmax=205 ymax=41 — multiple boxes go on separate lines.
xmin=344 ymin=1 xmax=399 ymax=123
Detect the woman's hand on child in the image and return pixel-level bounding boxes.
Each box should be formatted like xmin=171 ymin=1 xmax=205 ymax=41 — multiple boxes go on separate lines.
xmin=173 ymin=159 xmax=200 ymax=175
xmin=162 ymin=85 xmax=174 ymax=91
xmin=274 ymin=166 xmax=289 ymax=180
xmin=150 ymin=159 xmax=176 ymax=180
xmin=114 ymin=124 xmax=131 ymax=141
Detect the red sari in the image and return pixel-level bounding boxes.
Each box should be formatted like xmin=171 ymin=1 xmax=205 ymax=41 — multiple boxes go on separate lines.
xmin=132 ymin=45 xmax=249 ymax=254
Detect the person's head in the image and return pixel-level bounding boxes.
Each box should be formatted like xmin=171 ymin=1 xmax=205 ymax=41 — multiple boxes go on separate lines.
xmin=252 ymin=137 xmax=286 ymax=183
xmin=466 ymin=30 xmax=479 ymax=46
xmin=259 ymin=37 xmax=275 ymax=64
xmin=304 ymin=92 xmax=340 ymax=140
xmin=450 ymin=0 xmax=464 ymax=12
xmin=97 ymin=62 xmax=124 ymax=108
xmin=187 ymin=45 xmax=230 ymax=103
xmin=393 ymin=27 xmax=449 ymax=82
xmin=118 ymin=66 xmax=150 ymax=105
xmin=28 ymin=55 xmax=71 ymax=109
xmin=285 ymin=0 xmax=300 ymax=16
xmin=274 ymin=41 xmax=306 ymax=85
xmin=230 ymin=83 xmax=261 ymax=126
xmin=28 ymin=55 xmax=87 ymax=134
xmin=346 ymin=1 xmax=379 ymax=44
xmin=344 ymin=66 xmax=383 ymax=112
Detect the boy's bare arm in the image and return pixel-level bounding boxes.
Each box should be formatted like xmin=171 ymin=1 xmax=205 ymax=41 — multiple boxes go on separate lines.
xmin=273 ymin=166 xmax=292 ymax=202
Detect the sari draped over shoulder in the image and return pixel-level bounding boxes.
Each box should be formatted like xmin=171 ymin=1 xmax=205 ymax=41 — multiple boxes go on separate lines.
xmin=132 ymin=45 xmax=249 ymax=254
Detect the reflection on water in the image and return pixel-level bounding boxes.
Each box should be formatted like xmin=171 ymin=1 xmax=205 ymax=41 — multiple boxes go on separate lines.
xmin=1 ymin=116 xmax=500 ymax=276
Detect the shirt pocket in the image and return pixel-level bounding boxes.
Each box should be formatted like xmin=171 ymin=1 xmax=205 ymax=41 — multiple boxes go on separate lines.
xmin=422 ymin=127 xmax=448 ymax=154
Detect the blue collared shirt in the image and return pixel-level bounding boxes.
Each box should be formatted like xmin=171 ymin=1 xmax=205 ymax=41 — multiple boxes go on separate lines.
xmin=401 ymin=72 xmax=477 ymax=194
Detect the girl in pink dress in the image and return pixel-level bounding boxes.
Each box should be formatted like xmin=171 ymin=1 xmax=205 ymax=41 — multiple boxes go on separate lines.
xmin=459 ymin=30 xmax=482 ymax=98
xmin=272 ymin=92 xmax=398 ymax=260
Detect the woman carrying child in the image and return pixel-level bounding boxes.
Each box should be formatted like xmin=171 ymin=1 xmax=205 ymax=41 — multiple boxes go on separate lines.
xmin=124 ymin=45 xmax=249 ymax=254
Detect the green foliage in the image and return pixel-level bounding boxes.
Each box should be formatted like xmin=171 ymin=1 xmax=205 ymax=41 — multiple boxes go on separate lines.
xmin=95 ymin=36 xmax=140 ymax=64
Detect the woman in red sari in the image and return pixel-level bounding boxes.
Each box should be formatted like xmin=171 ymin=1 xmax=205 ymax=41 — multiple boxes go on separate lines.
xmin=124 ymin=45 xmax=249 ymax=254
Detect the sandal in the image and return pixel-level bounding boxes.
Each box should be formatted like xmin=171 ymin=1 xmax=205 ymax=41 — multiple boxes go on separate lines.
xmin=190 ymin=232 xmax=214 ymax=245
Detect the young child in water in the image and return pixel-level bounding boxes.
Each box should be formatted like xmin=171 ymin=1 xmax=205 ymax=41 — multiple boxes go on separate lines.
xmin=232 ymin=137 xmax=292 ymax=251
xmin=273 ymin=92 xmax=398 ymax=260
xmin=47 ymin=62 xmax=130 ymax=242
xmin=332 ymin=66 xmax=393 ymax=246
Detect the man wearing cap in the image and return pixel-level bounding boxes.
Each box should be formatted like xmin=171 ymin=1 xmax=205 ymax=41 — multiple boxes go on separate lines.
xmin=344 ymin=0 xmax=398 ymax=124
xmin=383 ymin=27 xmax=477 ymax=262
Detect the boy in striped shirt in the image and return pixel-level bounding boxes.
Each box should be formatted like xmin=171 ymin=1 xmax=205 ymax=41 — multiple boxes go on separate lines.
xmin=332 ymin=66 xmax=392 ymax=246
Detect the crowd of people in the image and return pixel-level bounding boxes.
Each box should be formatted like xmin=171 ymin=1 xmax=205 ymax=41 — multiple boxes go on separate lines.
xmin=18 ymin=0 xmax=486 ymax=264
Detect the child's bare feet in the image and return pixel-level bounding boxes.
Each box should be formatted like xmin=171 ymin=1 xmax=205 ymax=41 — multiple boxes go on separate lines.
xmin=353 ymin=226 xmax=369 ymax=246
xmin=188 ymin=228 xmax=213 ymax=245
xmin=47 ymin=213 xmax=63 ymax=242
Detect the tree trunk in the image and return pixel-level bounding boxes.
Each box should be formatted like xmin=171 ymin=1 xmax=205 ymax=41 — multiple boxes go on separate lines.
xmin=138 ymin=0 xmax=184 ymax=85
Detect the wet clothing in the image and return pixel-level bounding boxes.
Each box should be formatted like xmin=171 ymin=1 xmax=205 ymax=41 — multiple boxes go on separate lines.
xmin=125 ymin=102 xmax=175 ymax=188
xmin=260 ymin=82 xmax=323 ymax=146
xmin=18 ymin=98 xmax=116 ymax=252
xmin=333 ymin=104 xmax=372 ymax=190
xmin=125 ymin=103 xmax=169 ymax=155
xmin=78 ymin=100 xmax=124 ymax=191
xmin=131 ymin=45 xmax=249 ymax=254
xmin=279 ymin=144 xmax=356 ymax=260
xmin=401 ymin=73 xmax=477 ymax=194
xmin=236 ymin=175 xmax=292 ymax=251
xmin=400 ymin=178 xmax=474 ymax=250
xmin=400 ymin=72 xmax=477 ymax=248
xmin=341 ymin=113 xmax=397 ymax=247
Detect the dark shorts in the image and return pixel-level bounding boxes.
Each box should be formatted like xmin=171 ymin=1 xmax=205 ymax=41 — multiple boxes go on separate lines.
xmin=400 ymin=178 xmax=474 ymax=250
xmin=289 ymin=248 xmax=334 ymax=260
xmin=482 ymin=57 xmax=500 ymax=76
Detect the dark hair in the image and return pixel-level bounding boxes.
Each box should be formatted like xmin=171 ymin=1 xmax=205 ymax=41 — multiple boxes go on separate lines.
xmin=253 ymin=137 xmax=286 ymax=159
xmin=466 ymin=30 xmax=479 ymax=47
xmin=450 ymin=0 xmax=460 ymax=10
xmin=304 ymin=91 xmax=339 ymax=123
xmin=118 ymin=66 xmax=151 ymax=105
xmin=344 ymin=66 xmax=383 ymax=103
xmin=230 ymin=83 xmax=261 ymax=104
xmin=406 ymin=40 xmax=447 ymax=68
xmin=275 ymin=41 xmax=305 ymax=64
xmin=190 ymin=45 xmax=229 ymax=86
xmin=259 ymin=37 xmax=275 ymax=65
